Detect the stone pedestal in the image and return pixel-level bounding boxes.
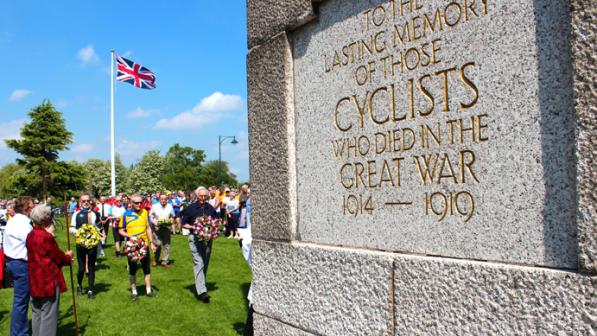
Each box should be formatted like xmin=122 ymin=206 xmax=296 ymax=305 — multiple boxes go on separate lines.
xmin=247 ymin=0 xmax=596 ymax=334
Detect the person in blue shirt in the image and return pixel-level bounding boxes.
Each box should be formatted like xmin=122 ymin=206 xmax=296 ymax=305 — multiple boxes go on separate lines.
xmin=168 ymin=192 xmax=182 ymax=234
xmin=67 ymin=197 xmax=77 ymax=214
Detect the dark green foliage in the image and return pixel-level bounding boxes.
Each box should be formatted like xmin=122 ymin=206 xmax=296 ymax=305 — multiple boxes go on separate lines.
xmin=197 ymin=160 xmax=238 ymax=188
xmin=4 ymin=100 xmax=84 ymax=199
xmin=162 ymin=144 xmax=206 ymax=191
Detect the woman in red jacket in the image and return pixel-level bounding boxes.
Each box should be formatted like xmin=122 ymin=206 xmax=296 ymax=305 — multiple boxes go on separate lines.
xmin=26 ymin=204 xmax=73 ymax=336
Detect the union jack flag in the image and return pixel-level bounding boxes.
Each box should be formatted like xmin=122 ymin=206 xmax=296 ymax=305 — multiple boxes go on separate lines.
xmin=115 ymin=54 xmax=156 ymax=89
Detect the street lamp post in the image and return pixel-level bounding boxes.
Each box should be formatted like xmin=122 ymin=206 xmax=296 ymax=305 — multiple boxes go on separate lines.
xmin=218 ymin=135 xmax=238 ymax=186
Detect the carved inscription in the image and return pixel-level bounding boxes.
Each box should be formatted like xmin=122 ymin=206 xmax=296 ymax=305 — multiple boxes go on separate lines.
xmin=326 ymin=0 xmax=490 ymax=222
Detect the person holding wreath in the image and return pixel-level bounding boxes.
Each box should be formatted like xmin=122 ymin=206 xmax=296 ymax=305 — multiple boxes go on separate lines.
xmin=119 ymin=194 xmax=157 ymax=301
xmin=181 ymin=186 xmax=217 ymax=303
xmin=149 ymin=193 xmax=175 ymax=268
xmin=69 ymin=193 xmax=102 ymax=299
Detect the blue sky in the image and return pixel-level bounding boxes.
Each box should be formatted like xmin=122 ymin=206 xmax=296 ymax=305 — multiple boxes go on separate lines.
xmin=0 ymin=1 xmax=249 ymax=182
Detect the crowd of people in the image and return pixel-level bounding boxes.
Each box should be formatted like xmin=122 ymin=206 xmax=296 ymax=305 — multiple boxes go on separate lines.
xmin=0 ymin=185 xmax=252 ymax=336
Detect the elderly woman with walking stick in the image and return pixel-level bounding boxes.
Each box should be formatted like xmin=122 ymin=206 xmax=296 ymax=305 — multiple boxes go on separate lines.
xmin=26 ymin=204 xmax=73 ymax=336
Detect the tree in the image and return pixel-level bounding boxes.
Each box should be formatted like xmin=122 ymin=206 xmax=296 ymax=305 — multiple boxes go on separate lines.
xmin=197 ymin=160 xmax=238 ymax=188
xmin=0 ymin=163 xmax=29 ymax=198
xmin=50 ymin=161 xmax=87 ymax=202
xmin=161 ymin=144 xmax=205 ymax=191
xmin=5 ymin=100 xmax=75 ymax=200
xmin=125 ymin=150 xmax=166 ymax=193
xmin=82 ymin=155 xmax=127 ymax=197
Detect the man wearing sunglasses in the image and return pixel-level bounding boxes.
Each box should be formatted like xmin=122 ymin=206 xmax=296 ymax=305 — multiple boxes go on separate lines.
xmin=119 ymin=195 xmax=157 ymax=301
xmin=69 ymin=193 xmax=101 ymax=299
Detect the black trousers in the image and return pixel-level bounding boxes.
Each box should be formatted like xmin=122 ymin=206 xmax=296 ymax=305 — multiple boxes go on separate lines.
xmin=76 ymin=245 xmax=97 ymax=292
xmin=128 ymin=254 xmax=151 ymax=276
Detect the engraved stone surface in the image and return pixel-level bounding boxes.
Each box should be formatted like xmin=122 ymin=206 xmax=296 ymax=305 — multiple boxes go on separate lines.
xmin=394 ymin=254 xmax=597 ymax=335
xmin=570 ymin=0 xmax=597 ymax=274
xmin=291 ymin=0 xmax=577 ymax=268
xmin=252 ymin=241 xmax=394 ymax=336
xmin=248 ymin=32 xmax=297 ymax=241
xmin=254 ymin=314 xmax=317 ymax=336
xmin=247 ymin=0 xmax=315 ymax=48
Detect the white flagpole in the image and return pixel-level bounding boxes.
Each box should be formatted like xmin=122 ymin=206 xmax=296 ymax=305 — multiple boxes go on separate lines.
xmin=110 ymin=50 xmax=116 ymax=196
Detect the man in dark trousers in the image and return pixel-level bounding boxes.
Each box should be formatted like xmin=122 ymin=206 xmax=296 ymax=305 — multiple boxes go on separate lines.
xmin=181 ymin=186 xmax=216 ymax=303
xmin=69 ymin=193 xmax=101 ymax=299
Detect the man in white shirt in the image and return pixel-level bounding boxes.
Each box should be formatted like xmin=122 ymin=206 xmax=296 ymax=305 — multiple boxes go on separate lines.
xmin=108 ymin=197 xmax=126 ymax=257
xmin=97 ymin=196 xmax=111 ymax=248
xmin=150 ymin=193 xmax=175 ymax=268
xmin=3 ymin=196 xmax=34 ymax=336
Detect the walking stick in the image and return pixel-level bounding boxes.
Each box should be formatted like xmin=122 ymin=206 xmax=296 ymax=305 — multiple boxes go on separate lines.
xmin=63 ymin=194 xmax=79 ymax=336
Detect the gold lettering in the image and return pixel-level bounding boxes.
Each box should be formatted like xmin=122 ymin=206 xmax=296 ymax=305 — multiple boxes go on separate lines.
xmin=372 ymin=5 xmax=386 ymax=26
xmin=438 ymin=153 xmax=458 ymax=184
xmin=351 ymin=93 xmax=368 ymax=129
xmin=340 ymin=163 xmax=354 ymax=189
xmin=436 ymin=67 xmax=457 ymax=112
xmin=459 ymin=150 xmax=479 ymax=183
xmin=367 ymin=160 xmax=377 ymax=188
xmin=419 ymin=74 xmax=435 ymax=116
xmin=390 ymin=83 xmax=406 ymax=121
xmin=392 ymin=157 xmax=404 ymax=186
xmin=444 ymin=2 xmax=463 ymax=27
xmin=334 ymin=97 xmax=352 ymax=132
xmin=369 ymin=86 xmax=390 ymax=125
xmin=477 ymin=114 xmax=489 ymax=142
xmin=459 ymin=62 xmax=479 ymax=109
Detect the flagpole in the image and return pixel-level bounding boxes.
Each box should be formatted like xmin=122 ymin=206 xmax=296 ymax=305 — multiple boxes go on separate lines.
xmin=110 ymin=50 xmax=116 ymax=196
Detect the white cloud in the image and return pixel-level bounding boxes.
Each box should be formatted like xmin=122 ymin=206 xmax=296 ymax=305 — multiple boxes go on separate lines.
xmin=0 ymin=119 xmax=25 ymax=148
xmin=128 ymin=107 xmax=157 ymax=119
xmin=154 ymin=92 xmax=243 ymax=129
xmin=9 ymin=89 xmax=32 ymax=102
xmin=116 ymin=139 xmax=160 ymax=159
xmin=55 ymin=99 xmax=68 ymax=109
xmin=72 ymin=143 xmax=94 ymax=154
xmin=77 ymin=45 xmax=99 ymax=65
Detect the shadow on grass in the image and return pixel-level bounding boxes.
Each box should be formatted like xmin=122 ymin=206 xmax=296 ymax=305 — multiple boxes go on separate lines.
xmin=92 ymin=282 xmax=112 ymax=295
xmin=241 ymin=282 xmax=250 ymax=307
xmin=0 ymin=310 xmax=7 ymax=321
xmin=95 ymin=262 xmax=110 ymax=271
xmin=233 ymin=322 xmax=246 ymax=335
xmin=184 ymin=282 xmax=218 ymax=298
xmin=58 ymin=304 xmax=88 ymax=335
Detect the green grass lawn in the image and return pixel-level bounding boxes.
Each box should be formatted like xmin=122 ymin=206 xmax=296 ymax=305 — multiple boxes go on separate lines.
xmin=0 ymin=217 xmax=252 ymax=336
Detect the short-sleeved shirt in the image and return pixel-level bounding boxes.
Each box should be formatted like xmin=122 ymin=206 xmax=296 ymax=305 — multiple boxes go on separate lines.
xmin=119 ymin=209 xmax=150 ymax=243
xmin=226 ymin=199 xmax=240 ymax=215
xmin=150 ymin=203 xmax=174 ymax=223
xmin=168 ymin=197 xmax=182 ymax=215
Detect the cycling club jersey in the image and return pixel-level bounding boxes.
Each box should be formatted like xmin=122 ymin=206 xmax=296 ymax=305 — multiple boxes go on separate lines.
xmin=119 ymin=209 xmax=150 ymax=243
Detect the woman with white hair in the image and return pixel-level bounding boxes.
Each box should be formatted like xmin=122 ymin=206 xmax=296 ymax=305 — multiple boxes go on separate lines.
xmin=26 ymin=204 xmax=73 ymax=336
